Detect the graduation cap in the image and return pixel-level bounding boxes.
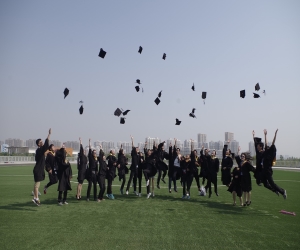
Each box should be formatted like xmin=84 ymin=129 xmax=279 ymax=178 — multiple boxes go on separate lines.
xmin=142 ymin=88 xmax=144 ymax=93
xmin=254 ymin=137 xmax=262 ymax=143
xmin=191 ymin=83 xmax=195 ymax=91
xmin=263 ymin=90 xmax=266 ymax=95
xmin=158 ymin=91 xmax=162 ymax=98
xmin=135 ymin=86 xmax=140 ymax=92
xmin=253 ymin=93 xmax=260 ymax=98
xmin=122 ymin=110 xmax=130 ymax=116
xmin=120 ymin=117 xmax=126 ymax=124
xmin=138 ymin=46 xmax=143 ymax=54
xmin=154 ymin=97 xmax=161 ymax=105
xmin=79 ymin=105 xmax=84 ymax=115
xmin=162 ymin=53 xmax=166 ymax=60
xmin=98 ymin=48 xmax=106 ymax=58
xmin=79 ymin=100 xmax=83 ymax=103
xmin=136 ymin=79 xmax=141 ymax=84
xmin=255 ymin=83 xmax=260 ymax=91
xmin=189 ymin=108 xmax=196 ymax=118
xmin=175 ymin=118 xmax=181 ymax=125
xmin=114 ymin=108 xmax=123 ymax=117
xmin=63 ymin=88 xmax=69 ymax=99
xmin=202 ymin=92 xmax=207 ymax=104
xmin=240 ymin=90 xmax=245 ymax=98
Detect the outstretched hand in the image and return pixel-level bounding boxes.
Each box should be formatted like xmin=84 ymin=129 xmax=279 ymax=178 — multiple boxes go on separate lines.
xmin=49 ymin=128 xmax=52 ymax=135
xmin=264 ymin=129 xmax=267 ymax=135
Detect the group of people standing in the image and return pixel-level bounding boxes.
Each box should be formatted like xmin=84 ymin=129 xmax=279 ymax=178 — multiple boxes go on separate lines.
xmin=32 ymin=129 xmax=287 ymax=206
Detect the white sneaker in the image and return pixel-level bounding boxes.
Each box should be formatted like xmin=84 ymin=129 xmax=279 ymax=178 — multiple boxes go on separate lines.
xmin=58 ymin=202 xmax=63 ymax=206
xmin=32 ymin=191 xmax=41 ymax=196
xmin=63 ymin=201 xmax=68 ymax=205
xmin=146 ymin=180 xmax=149 ymax=186
xmin=138 ymin=193 xmax=141 ymax=197
xmin=133 ymin=191 xmax=137 ymax=195
xmin=125 ymin=190 xmax=129 ymax=195
xmin=147 ymin=193 xmax=151 ymax=199
xmin=283 ymin=190 xmax=287 ymax=200
xmin=152 ymin=192 xmax=155 ymax=197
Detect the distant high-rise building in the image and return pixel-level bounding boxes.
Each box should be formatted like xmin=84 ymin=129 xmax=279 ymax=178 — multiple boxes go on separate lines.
xmin=145 ymin=137 xmax=161 ymax=150
xmin=0 ymin=140 xmax=4 ymax=146
xmin=50 ymin=140 xmax=62 ymax=148
xmin=208 ymin=141 xmax=223 ymax=150
xmin=225 ymin=132 xmax=234 ymax=142
xmin=117 ymin=141 xmax=131 ymax=155
xmin=197 ymin=133 xmax=207 ymax=143
xmin=25 ymin=139 xmax=37 ymax=148
xmin=5 ymin=138 xmax=24 ymax=147
xmin=65 ymin=141 xmax=80 ymax=151
xmin=249 ymin=141 xmax=255 ymax=157
xmin=1 ymin=144 xmax=9 ymax=153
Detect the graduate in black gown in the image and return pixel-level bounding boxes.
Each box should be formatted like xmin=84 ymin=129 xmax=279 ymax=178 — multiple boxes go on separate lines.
xmin=221 ymin=144 xmax=233 ymax=186
xmin=135 ymin=152 xmax=144 ymax=197
xmin=32 ymin=128 xmax=51 ymax=206
xmin=76 ymin=138 xmax=88 ymax=200
xmin=156 ymin=141 xmax=169 ymax=189
xmin=180 ymin=155 xmax=189 ymax=199
xmin=187 ymin=140 xmax=197 ymax=199
xmin=261 ymin=129 xmax=287 ymax=199
xmin=86 ymin=139 xmax=98 ymax=201
xmin=169 ymin=139 xmax=181 ymax=193
xmin=117 ymin=145 xmax=128 ymax=195
xmin=252 ymin=131 xmax=263 ymax=186
xmin=235 ymin=147 xmax=255 ymax=206
xmin=44 ymin=144 xmax=58 ymax=194
xmin=202 ymin=148 xmax=219 ymax=198
xmin=97 ymin=147 xmax=108 ymax=202
xmin=143 ymin=144 xmax=157 ymax=198
xmin=106 ymin=148 xmax=118 ymax=199
xmin=227 ymin=165 xmax=243 ymax=206
xmin=126 ymin=136 xmax=140 ymax=195
xmin=56 ymin=147 xmax=72 ymax=205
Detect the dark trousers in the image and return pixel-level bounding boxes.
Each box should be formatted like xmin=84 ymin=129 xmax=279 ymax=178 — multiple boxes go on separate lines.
xmin=201 ymin=177 xmax=207 ymax=185
xmin=107 ymin=176 xmax=113 ymax=194
xmin=46 ymin=173 xmax=58 ymax=188
xmin=205 ymin=176 xmax=218 ymax=194
xmin=194 ymin=174 xmax=200 ymax=189
xmin=169 ymin=167 xmax=179 ymax=189
xmin=261 ymin=171 xmax=284 ymax=195
xmin=157 ymin=169 xmax=167 ymax=185
xmin=98 ymin=175 xmax=106 ymax=200
xmin=134 ymin=175 xmax=142 ymax=193
xmin=87 ymin=174 xmax=97 ymax=199
xmin=126 ymin=170 xmax=137 ymax=192
xmin=182 ymin=180 xmax=187 ymax=195
xmin=187 ymin=174 xmax=194 ymax=193
xmin=58 ymin=191 xmax=67 ymax=202
xmin=120 ymin=175 xmax=126 ymax=190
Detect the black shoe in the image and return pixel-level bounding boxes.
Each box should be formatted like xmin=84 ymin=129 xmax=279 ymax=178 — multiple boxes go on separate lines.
xmin=247 ymin=201 xmax=251 ymax=206
xmin=215 ymin=193 xmax=219 ymax=196
xmin=243 ymin=203 xmax=247 ymax=207
xmin=275 ymin=191 xmax=280 ymax=196
xmin=174 ymin=188 xmax=178 ymax=193
xmin=162 ymin=179 xmax=166 ymax=184
xmin=157 ymin=184 xmax=160 ymax=189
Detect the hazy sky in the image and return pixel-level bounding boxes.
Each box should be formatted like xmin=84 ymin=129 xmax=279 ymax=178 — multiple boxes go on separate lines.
xmin=0 ymin=0 xmax=299 ymax=157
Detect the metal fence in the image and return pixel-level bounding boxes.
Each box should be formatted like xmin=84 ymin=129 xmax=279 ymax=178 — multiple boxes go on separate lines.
xmin=0 ymin=156 xmax=77 ymax=163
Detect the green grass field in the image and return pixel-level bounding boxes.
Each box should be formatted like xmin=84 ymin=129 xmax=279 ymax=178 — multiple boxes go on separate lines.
xmin=0 ymin=166 xmax=299 ymax=250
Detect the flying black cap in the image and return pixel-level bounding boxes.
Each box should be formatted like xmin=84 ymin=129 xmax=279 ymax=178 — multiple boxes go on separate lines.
xmin=189 ymin=113 xmax=196 ymax=118
xmin=122 ymin=110 xmax=130 ymax=116
xmin=136 ymin=79 xmax=141 ymax=84
xmin=120 ymin=117 xmax=126 ymax=124
xmin=253 ymin=93 xmax=260 ymax=98
xmin=158 ymin=91 xmax=162 ymax=98
xmin=162 ymin=53 xmax=166 ymax=60
xmin=175 ymin=118 xmax=181 ymax=125
xmin=79 ymin=105 xmax=84 ymax=115
xmin=191 ymin=83 xmax=195 ymax=91
xmin=154 ymin=97 xmax=161 ymax=105
xmin=138 ymin=46 xmax=143 ymax=54
xmin=135 ymin=86 xmax=140 ymax=92
xmin=240 ymin=90 xmax=245 ymax=98
xmin=202 ymin=92 xmax=207 ymax=99
xmin=63 ymin=88 xmax=69 ymax=99
xmin=98 ymin=48 xmax=106 ymax=58
xmin=255 ymin=83 xmax=260 ymax=91
xmin=114 ymin=108 xmax=123 ymax=117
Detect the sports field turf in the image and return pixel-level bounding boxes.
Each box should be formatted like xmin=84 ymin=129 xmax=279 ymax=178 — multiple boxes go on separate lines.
xmin=0 ymin=165 xmax=299 ymax=250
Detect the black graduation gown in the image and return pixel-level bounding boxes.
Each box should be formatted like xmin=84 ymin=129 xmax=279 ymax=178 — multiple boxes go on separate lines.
xmin=56 ymin=150 xmax=72 ymax=192
xmin=45 ymin=151 xmax=58 ymax=183
xmin=87 ymin=149 xmax=98 ymax=181
xmin=227 ymin=167 xmax=242 ymax=197
xmin=107 ymin=154 xmax=118 ymax=180
xmin=144 ymin=150 xmax=157 ymax=177
xmin=180 ymin=159 xmax=189 ymax=182
xmin=117 ymin=152 xmax=128 ymax=179
xmin=130 ymin=147 xmax=139 ymax=171
xmin=156 ymin=143 xmax=169 ymax=171
xmin=33 ymin=138 xmax=49 ymax=182
xmin=236 ymin=156 xmax=255 ymax=192
xmin=209 ymin=157 xmax=219 ymax=183
xmin=78 ymin=144 xmax=88 ymax=182
xmin=221 ymin=146 xmax=233 ymax=185
xmin=199 ymin=150 xmax=209 ymax=178
xmin=262 ymin=145 xmax=276 ymax=174
xmin=98 ymin=152 xmax=108 ymax=181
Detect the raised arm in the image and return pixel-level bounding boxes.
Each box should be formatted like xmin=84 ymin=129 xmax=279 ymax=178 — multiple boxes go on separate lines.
xmin=42 ymin=128 xmax=51 ymax=153
xmin=272 ymin=129 xmax=278 ymax=145
xmin=79 ymin=137 xmax=83 ymax=154
xmin=264 ymin=129 xmax=267 ymax=149
xmin=191 ymin=139 xmax=194 ymax=152
xmin=130 ymin=135 xmax=134 ymax=148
